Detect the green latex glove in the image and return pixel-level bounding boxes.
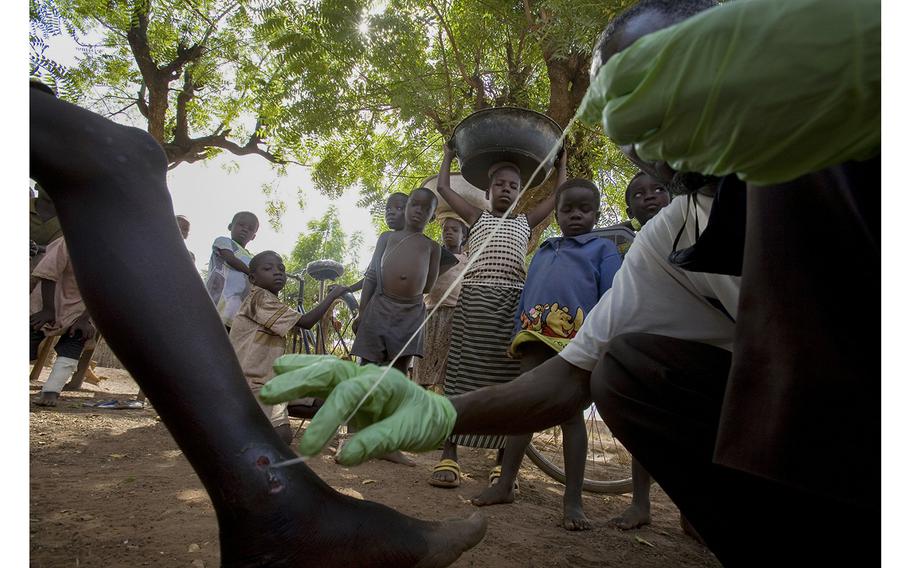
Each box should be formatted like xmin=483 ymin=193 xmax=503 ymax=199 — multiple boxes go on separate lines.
xmin=260 ymin=354 xmax=457 ymax=466
xmin=577 ymin=0 xmax=880 ymax=185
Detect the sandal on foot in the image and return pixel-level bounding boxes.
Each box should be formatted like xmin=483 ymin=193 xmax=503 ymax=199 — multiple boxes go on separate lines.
xmin=429 ymin=459 xmax=461 ymax=488
xmin=488 ymin=466 xmax=519 ymax=492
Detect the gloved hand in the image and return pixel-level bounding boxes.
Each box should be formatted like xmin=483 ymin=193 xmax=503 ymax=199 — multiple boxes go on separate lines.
xmin=578 ymin=0 xmax=880 ymax=185
xmin=260 ymin=354 xmax=457 ymax=466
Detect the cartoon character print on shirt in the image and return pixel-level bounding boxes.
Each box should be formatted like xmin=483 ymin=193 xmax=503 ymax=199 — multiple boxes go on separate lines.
xmin=519 ymin=304 xmax=548 ymax=332
xmin=518 ymin=302 xmax=585 ymax=339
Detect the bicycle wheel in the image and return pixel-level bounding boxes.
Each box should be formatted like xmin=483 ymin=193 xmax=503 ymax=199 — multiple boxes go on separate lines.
xmin=524 ymin=403 xmax=634 ymax=494
xmin=320 ymin=293 xmax=358 ymax=357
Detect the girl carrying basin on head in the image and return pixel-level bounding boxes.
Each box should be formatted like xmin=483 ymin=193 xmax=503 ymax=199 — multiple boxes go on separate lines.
xmin=428 ymin=142 xmax=566 ymax=489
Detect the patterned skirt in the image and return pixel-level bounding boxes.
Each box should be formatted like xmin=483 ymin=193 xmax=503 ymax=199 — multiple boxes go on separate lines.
xmin=444 ymin=285 xmax=523 ymax=449
xmin=411 ymin=305 xmax=456 ymax=392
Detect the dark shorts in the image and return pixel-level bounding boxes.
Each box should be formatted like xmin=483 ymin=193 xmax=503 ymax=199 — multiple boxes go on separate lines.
xmin=30 ymin=327 xmax=86 ymax=360
xmin=351 ymin=292 xmax=425 ymax=363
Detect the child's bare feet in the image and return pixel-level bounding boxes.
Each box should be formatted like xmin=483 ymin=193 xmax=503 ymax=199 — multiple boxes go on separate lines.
xmin=379 ymin=450 xmax=417 ymax=467
xmin=562 ymin=503 xmax=592 ymax=531
xmin=610 ymin=502 xmax=651 ymax=530
xmin=33 ymin=392 xmax=59 ymax=407
xmin=470 ymin=482 xmax=515 ymax=506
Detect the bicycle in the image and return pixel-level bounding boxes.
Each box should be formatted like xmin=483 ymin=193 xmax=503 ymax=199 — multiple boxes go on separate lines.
xmin=285 ymin=259 xmax=358 ymax=423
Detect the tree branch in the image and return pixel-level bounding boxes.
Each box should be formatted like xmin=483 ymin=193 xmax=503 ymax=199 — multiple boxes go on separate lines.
xmin=173 ymin=69 xmax=195 ymax=143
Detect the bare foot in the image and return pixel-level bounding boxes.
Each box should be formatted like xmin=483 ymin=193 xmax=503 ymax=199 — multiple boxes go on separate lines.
xmin=470 ymin=482 xmax=515 ymax=507
xmin=610 ymin=503 xmax=650 ymax=530
xmin=33 ymin=392 xmax=59 ymax=407
xmin=430 ymin=469 xmax=458 ymax=487
xmin=680 ymin=514 xmax=705 ymax=544
xmin=379 ymin=450 xmax=417 ymax=467
xmin=218 ymin=449 xmax=487 ymax=567
xmin=562 ymin=504 xmax=592 ymax=531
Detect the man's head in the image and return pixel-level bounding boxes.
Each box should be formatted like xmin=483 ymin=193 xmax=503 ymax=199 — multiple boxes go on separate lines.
xmin=385 ymin=192 xmax=409 ymax=230
xmin=487 ymin=162 xmax=522 ymax=214
xmin=229 ymin=211 xmax=259 ymax=246
xmin=405 ymin=188 xmax=437 ymax=232
xmin=625 ymin=171 xmax=671 ymax=225
xmin=441 ymin=217 xmax=468 ymax=250
xmin=176 ymin=215 xmax=191 ymax=240
xmin=555 ymin=179 xmax=601 ymax=237
xmin=591 ymin=0 xmax=718 ymax=190
xmin=248 ymin=251 xmax=286 ymax=295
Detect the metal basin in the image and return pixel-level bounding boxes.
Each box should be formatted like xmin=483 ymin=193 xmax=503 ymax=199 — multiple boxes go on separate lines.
xmin=451 ymin=107 xmax=563 ymax=190
xmin=306 ymin=259 xmax=344 ymax=282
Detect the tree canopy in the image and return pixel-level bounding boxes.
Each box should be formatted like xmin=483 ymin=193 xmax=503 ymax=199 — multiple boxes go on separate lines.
xmin=31 ymin=0 xmax=639 ymax=222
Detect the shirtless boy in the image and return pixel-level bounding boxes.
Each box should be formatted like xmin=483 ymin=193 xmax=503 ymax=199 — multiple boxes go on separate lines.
xmin=352 ymin=188 xmax=441 ymax=375
xmin=352 ymin=192 xmax=408 ymax=330
xmin=349 ymin=188 xmax=441 ymax=465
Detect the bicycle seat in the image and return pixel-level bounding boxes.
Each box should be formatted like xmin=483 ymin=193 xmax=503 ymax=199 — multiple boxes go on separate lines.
xmin=306 ymin=259 xmax=344 ymax=281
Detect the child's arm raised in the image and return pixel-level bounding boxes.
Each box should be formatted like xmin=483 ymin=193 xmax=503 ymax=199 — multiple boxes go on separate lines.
xmin=525 ymin=150 xmax=568 ymax=229
xmin=423 ymin=241 xmax=441 ymax=294
xmin=216 ymin=247 xmax=251 ymax=275
xmin=437 ymin=143 xmax=482 ymax=227
xmin=297 ymin=285 xmax=351 ymax=329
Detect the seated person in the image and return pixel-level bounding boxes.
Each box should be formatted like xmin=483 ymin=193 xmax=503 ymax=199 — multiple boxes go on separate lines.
xmin=30 ymin=237 xmax=95 ymax=407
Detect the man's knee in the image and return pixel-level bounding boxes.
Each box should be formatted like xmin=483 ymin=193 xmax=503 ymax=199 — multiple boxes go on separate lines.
xmin=590 ymin=333 xmax=658 ymax=423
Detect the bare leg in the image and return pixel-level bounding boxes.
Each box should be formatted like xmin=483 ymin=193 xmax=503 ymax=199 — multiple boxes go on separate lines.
xmin=30 ymin=87 xmax=485 ymax=567
xmin=610 ymin=458 xmax=651 ymax=530
xmin=430 ymin=440 xmax=459 ymax=486
xmin=472 ymin=345 xmax=548 ymax=507
xmin=560 ymin=412 xmax=592 ymax=531
xmin=470 ymin=434 xmax=527 ymax=506
xmin=274 ymin=424 xmax=293 ymax=445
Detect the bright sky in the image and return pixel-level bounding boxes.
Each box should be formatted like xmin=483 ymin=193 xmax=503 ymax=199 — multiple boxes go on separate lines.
xmin=167 ymin=155 xmax=376 ymax=274
xmin=42 ymin=35 xmax=380 ymax=274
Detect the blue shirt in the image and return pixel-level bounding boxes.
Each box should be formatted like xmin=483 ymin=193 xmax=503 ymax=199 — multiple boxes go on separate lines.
xmin=513 ymin=233 xmax=622 ymax=340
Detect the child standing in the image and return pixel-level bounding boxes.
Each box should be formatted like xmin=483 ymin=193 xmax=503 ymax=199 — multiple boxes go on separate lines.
xmin=230 ymin=250 xmax=350 ymax=444
xmin=471 ymin=179 xmax=622 ymax=531
xmin=607 ymin=171 xmax=675 ymax=532
xmin=613 ymin=171 xmax=672 ymax=254
xmin=429 ymin=144 xmax=565 ymax=489
xmin=350 ymin=188 xmax=441 ymax=466
xmin=411 ymin=216 xmax=469 ymax=394
xmin=30 ymin=237 xmax=95 ymax=406
xmin=206 ymin=211 xmax=258 ymax=330
xmin=352 ymin=192 xmax=408 ymax=333
xmin=352 ymin=188 xmax=441 ymax=375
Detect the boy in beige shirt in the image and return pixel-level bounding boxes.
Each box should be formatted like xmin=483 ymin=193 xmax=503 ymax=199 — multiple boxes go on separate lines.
xmin=229 ymin=251 xmax=349 ymax=444
xmin=30 ymin=237 xmax=95 ymax=406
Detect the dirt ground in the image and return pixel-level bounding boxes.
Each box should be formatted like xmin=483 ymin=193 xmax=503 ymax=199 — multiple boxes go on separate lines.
xmin=30 ymin=367 xmax=720 ymax=568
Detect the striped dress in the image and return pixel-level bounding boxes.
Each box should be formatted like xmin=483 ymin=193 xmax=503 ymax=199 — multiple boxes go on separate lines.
xmin=445 ymin=210 xmax=531 ymax=448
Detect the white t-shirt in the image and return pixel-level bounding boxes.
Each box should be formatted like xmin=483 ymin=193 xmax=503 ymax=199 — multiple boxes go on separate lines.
xmin=205 ymin=236 xmax=253 ymax=326
xmin=560 ymin=192 xmax=741 ymax=371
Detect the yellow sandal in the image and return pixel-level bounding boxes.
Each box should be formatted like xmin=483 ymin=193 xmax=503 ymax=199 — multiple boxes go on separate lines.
xmin=429 ymin=459 xmax=461 ymax=488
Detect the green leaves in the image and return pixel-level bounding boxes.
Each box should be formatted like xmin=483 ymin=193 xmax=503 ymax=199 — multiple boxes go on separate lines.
xmin=30 ymin=0 xmax=639 ymax=225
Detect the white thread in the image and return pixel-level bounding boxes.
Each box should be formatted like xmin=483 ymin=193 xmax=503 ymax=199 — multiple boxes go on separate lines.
xmin=270 ymin=121 xmax=575 ymax=469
